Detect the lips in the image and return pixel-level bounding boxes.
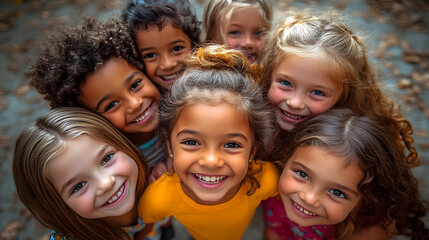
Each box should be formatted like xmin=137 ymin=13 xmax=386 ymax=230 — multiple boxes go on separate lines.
xmin=103 ymin=182 xmax=127 ymax=207
xmin=281 ymin=110 xmax=306 ymax=120
xmin=193 ymin=173 xmax=228 ymax=189
xmin=158 ymin=69 xmax=184 ymax=83
xmin=130 ymin=102 xmax=153 ymax=124
xmin=291 ymin=200 xmax=318 ymax=217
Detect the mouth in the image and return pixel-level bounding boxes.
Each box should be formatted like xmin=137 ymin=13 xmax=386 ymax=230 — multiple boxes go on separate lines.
xmin=245 ymin=53 xmax=258 ymax=63
xmin=159 ymin=70 xmax=183 ymax=82
xmin=281 ymin=110 xmax=306 ymax=120
xmin=130 ymin=102 xmax=152 ymax=124
xmin=194 ymin=173 xmax=227 ymax=184
xmin=103 ymin=182 xmax=127 ymax=207
xmin=292 ymin=200 xmax=318 ymax=216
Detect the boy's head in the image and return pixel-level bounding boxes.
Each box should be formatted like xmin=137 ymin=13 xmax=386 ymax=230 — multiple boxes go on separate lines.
xmin=28 ymin=17 xmax=161 ymax=140
xmin=122 ymin=0 xmax=201 ymax=89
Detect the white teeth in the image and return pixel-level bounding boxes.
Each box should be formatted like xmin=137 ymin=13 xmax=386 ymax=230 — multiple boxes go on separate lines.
xmin=195 ymin=174 xmax=226 ymax=184
xmin=161 ymin=72 xmax=181 ymax=80
xmin=282 ymin=110 xmax=305 ymax=120
xmin=107 ymin=185 xmax=124 ymax=204
xmin=293 ymin=201 xmax=317 ymax=216
xmin=132 ymin=109 xmax=149 ymax=123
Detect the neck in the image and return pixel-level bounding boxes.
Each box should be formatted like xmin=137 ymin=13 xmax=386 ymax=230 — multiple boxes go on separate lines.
xmin=103 ymin=205 xmax=138 ymax=227
xmin=127 ymin=131 xmax=156 ymax=145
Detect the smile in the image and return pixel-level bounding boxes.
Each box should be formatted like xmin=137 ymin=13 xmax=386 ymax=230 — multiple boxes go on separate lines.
xmin=131 ymin=104 xmax=151 ymax=124
xmin=282 ymin=110 xmax=305 ymax=120
xmin=195 ymin=173 xmax=226 ymax=184
xmin=160 ymin=70 xmax=183 ymax=81
xmin=107 ymin=185 xmax=125 ymax=204
xmin=293 ymin=201 xmax=317 ymax=216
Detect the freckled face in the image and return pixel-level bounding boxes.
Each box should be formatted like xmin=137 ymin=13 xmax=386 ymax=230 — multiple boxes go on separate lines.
xmin=168 ymin=103 xmax=255 ymax=205
xmin=79 ymin=57 xmax=160 ymax=143
xmin=135 ymin=24 xmax=192 ymax=90
xmin=279 ymin=146 xmax=363 ymax=226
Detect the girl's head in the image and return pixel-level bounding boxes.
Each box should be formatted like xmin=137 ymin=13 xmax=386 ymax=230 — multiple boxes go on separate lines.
xmin=159 ymin=44 xmax=273 ymax=204
xmin=202 ymin=0 xmax=273 ymax=63
xmin=261 ymin=12 xmax=375 ymax=131
xmin=13 ymin=107 xmax=147 ymax=240
xmin=275 ymin=108 xmax=428 ymax=239
xmin=122 ymin=0 xmax=200 ymax=89
xmin=28 ymin=17 xmax=160 ymax=142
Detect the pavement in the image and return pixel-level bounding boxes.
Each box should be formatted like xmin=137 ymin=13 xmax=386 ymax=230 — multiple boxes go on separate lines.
xmin=0 ymin=0 xmax=427 ymax=239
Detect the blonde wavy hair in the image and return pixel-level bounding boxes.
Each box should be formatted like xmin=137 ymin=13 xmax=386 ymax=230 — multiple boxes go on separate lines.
xmin=158 ymin=44 xmax=274 ymax=195
xmin=13 ymin=107 xmax=148 ymax=240
xmin=261 ymin=11 xmax=420 ymax=167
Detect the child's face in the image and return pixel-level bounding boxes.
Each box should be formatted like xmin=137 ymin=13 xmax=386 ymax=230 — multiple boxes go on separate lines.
xmin=79 ymin=58 xmax=160 ymax=139
xmin=268 ymin=55 xmax=342 ymax=131
xmin=135 ymin=24 xmax=192 ymax=89
xmin=219 ymin=7 xmax=266 ymax=63
xmin=168 ymin=103 xmax=255 ymax=205
xmin=279 ymin=146 xmax=363 ymax=226
xmin=49 ymin=135 xmax=138 ymax=221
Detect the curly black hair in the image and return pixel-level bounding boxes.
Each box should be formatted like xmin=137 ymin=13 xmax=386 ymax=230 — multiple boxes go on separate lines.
xmin=27 ymin=17 xmax=144 ymax=108
xmin=121 ymin=0 xmax=201 ymax=47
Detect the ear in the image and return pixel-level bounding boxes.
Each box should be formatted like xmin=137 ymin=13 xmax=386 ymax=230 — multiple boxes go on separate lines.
xmin=250 ymin=145 xmax=257 ymax=161
xmin=166 ymin=139 xmax=173 ymax=156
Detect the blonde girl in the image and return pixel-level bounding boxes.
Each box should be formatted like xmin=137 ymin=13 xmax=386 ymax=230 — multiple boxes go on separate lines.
xmin=201 ymin=0 xmax=273 ymax=63
xmin=137 ymin=44 xmax=279 ymax=240
xmin=260 ymin=11 xmax=421 ymax=239
xmin=13 ymin=107 xmax=157 ymax=240
xmin=273 ymin=108 xmax=428 ymax=240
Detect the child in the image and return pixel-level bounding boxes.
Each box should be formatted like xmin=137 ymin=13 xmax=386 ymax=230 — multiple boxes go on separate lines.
xmin=12 ymin=107 xmax=161 ymax=240
xmin=27 ymin=17 xmax=170 ymax=183
xmin=122 ymin=0 xmax=200 ymax=90
xmin=260 ymin=12 xmax=422 ymax=239
xmin=201 ymin=0 xmax=272 ymax=63
xmin=137 ymin=45 xmax=279 ymax=240
xmin=273 ymin=108 xmax=428 ymax=240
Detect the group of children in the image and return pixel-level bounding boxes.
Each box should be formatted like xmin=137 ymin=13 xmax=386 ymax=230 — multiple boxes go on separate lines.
xmin=12 ymin=0 xmax=428 ymax=239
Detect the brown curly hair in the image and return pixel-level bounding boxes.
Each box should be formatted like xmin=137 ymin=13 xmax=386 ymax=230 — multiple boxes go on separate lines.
xmin=27 ymin=17 xmax=144 ymax=109
xmin=158 ymin=44 xmax=274 ymax=195
xmin=261 ymin=11 xmax=421 ymax=168
xmin=272 ymin=108 xmax=428 ymax=240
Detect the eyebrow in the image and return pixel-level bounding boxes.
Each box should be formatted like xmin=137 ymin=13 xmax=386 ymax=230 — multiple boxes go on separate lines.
xmin=59 ymin=144 xmax=110 ymax=195
xmin=292 ymin=161 xmax=360 ymax=197
xmin=95 ymin=71 xmax=139 ymax=111
xmin=176 ymin=129 xmax=248 ymax=142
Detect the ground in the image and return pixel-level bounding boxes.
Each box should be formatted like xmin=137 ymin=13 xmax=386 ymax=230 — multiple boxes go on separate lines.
xmin=0 ymin=0 xmax=428 ymax=239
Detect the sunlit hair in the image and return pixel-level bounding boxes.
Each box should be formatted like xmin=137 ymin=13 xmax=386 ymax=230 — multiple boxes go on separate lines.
xmin=122 ymin=0 xmax=201 ymax=47
xmin=201 ymin=0 xmax=273 ymax=42
xmin=158 ymin=44 xmax=274 ymax=195
xmin=27 ymin=17 xmax=143 ymax=109
xmin=261 ymin=11 xmax=420 ymax=167
xmin=13 ymin=107 xmax=148 ymax=240
xmin=272 ymin=108 xmax=428 ymax=240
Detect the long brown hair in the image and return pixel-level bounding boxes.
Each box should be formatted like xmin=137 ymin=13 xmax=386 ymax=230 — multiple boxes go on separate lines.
xmin=273 ymin=108 xmax=428 ymax=240
xmin=13 ymin=107 xmax=148 ymax=240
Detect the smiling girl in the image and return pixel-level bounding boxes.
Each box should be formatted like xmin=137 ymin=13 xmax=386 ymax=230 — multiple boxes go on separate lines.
xmin=13 ymin=107 xmax=159 ymax=240
xmin=137 ymin=45 xmax=279 ymax=240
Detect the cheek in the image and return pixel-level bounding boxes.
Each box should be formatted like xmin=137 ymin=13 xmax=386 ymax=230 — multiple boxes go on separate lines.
xmin=278 ymin=170 xmax=295 ymax=195
xmin=267 ymin=85 xmax=285 ymax=105
xmin=226 ymin=37 xmax=240 ymax=48
xmin=307 ymin=101 xmax=336 ymax=115
xmin=255 ymin=39 xmax=265 ymax=50
xmin=100 ymin=114 xmax=124 ymax=130
xmin=67 ymin=196 xmax=95 ymax=218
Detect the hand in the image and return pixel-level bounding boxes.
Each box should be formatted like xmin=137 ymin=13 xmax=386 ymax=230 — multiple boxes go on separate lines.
xmin=148 ymin=156 xmax=174 ymax=184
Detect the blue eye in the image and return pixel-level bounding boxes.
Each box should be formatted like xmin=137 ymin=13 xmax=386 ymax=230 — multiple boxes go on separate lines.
xmin=172 ymin=46 xmax=184 ymax=53
xmin=228 ymin=31 xmax=240 ymax=36
xmin=143 ymin=53 xmax=157 ymax=59
xmin=72 ymin=182 xmax=87 ymax=194
xmin=182 ymin=139 xmax=199 ymax=146
xmin=131 ymin=80 xmax=141 ymax=91
xmin=224 ymin=142 xmax=241 ymax=148
xmin=280 ymin=80 xmax=292 ymax=87
xmin=311 ymin=90 xmax=325 ymax=96
xmin=329 ymin=189 xmax=347 ymax=199
xmin=101 ymin=153 xmax=114 ymax=166
xmin=295 ymin=170 xmax=309 ymax=180
xmin=105 ymin=101 xmax=119 ymax=112
xmin=253 ymin=31 xmax=263 ymax=37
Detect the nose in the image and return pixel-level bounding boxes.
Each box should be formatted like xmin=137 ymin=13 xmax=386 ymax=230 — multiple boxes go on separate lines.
xmin=159 ymin=55 xmax=177 ymax=70
xmin=126 ymin=94 xmax=143 ymax=113
xmin=298 ymin=186 xmax=321 ymax=208
xmin=198 ymin=150 xmax=224 ymax=169
xmin=241 ymin=34 xmax=253 ymax=49
xmin=95 ymin=171 xmax=115 ymax=196
xmin=286 ymin=93 xmax=306 ymax=110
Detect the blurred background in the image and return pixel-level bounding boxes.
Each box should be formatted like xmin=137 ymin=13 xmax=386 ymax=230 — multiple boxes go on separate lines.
xmin=0 ymin=0 xmax=428 ymax=239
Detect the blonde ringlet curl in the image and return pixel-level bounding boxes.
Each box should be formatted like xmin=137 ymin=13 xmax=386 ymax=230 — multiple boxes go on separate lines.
xmin=261 ymin=10 xmax=420 ymax=167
